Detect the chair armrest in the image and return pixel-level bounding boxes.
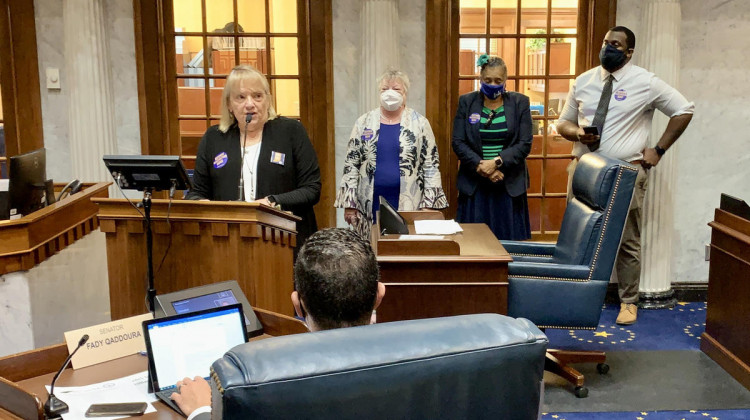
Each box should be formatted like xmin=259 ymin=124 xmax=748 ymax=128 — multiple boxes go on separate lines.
xmin=510 ymin=255 xmax=554 ymax=264
xmin=501 ymin=241 xmax=555 ymax=257
xmin=508 ymin=262 xmax=590 ymax=280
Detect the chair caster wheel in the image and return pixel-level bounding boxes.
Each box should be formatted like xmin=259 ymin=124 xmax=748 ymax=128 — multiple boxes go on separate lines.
xmin=597 ymin=363 xmax=610 ymax=374
xmin=574 ymin=386 xmax=588 ymax=398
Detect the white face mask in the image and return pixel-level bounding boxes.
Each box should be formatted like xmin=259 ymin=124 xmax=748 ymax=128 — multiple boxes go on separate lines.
xmin=380 ymin=89 xmax=404 ymax=111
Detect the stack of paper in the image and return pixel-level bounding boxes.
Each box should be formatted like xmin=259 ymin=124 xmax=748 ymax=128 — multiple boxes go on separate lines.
xmin=414 ymin=220 xmax=463 ymax=235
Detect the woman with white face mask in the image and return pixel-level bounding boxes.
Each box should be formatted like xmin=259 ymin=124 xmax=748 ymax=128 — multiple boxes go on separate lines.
xmin=335 ymin=69 xmax=448 ymax=237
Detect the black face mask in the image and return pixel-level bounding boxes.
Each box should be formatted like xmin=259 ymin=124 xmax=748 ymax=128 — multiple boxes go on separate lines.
xmin=599 ymin=44 xmax=627 ymax=72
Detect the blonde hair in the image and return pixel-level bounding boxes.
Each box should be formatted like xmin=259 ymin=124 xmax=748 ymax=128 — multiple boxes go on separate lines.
xmin=219 ymin=65 xmax=277 ymax=132
xmin=376 ymin=68 xmax=410 ymax=94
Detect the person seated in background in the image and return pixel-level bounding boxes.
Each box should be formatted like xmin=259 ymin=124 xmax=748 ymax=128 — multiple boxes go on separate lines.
xmin=171 ymin=228 xmax=386 ymax=420
xmin=335 ymin=69 xmax=448 ymax=238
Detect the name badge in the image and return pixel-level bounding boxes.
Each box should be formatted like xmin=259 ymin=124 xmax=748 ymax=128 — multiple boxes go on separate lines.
xmin=271 ymin=151 xmax=286 ymax=165
xmin=614 ymin=89 xmax=627 ymax=101
xmin=213 ymin=152 xmax=228 ymax=169
xmin=361 ymin=128 xmax=374 ymax=141
xmin=469 ymin=113 xmax=481 ymax=124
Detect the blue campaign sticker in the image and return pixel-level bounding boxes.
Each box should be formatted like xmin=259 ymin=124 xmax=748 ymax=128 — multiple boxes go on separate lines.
xmin=469 ymin=113 xmax=481 ymax=124
xmin=213 ymin=152 xmax=228 ymax=169
xmin=361 ymin=128 xmax=374 ymax=141
xmin=614 ymin=89 xmax=627 ymax=101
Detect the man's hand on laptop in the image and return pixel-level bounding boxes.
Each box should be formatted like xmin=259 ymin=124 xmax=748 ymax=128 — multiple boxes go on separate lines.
xmin=171 ymin=376 xmax=211 ymax=417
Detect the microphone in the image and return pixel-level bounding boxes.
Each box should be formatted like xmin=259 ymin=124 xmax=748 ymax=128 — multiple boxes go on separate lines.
xmin=237 ymin=113 xmax=253 ymax=201
xmin=45 ymin=334 xmax=89 ymax=417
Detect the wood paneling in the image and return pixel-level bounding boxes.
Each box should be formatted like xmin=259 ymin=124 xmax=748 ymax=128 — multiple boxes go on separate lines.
xmin=93 ymin=199 xmax=300 ymax=319
xmin=133 ymin=0 xmax=172 ymax=156
xmin=0 ymin=183 xmax=110 ymax=275
xmin=426 ymin=0 xmax=617 ymax=232
xmin=426 ymin=0 xmax=459 ymax=218
xmin=375 ymin=224 xmax=511 ymax=323
xmin=0 ymin=0 xmax=43 ymax=157
xmin=300 ymin=0 xmax=335 ymax=228
xmin=701 ymin=209 xmax=750 ymax=391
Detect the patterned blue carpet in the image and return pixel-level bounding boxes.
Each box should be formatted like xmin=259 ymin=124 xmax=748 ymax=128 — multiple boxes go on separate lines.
xmin=541 ymin=302 xmax=750 ymax=419
xmin=541 ymin=409 xmax=750 ymax=420
xmin=544 ymin=302 xmax=706 ymax=351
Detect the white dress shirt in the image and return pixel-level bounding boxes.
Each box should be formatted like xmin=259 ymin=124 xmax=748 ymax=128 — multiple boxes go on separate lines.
xmin=242 ymin=141 xmax=262 ymax=201
xmin=559 ymin=62 xmax=695 ymax=162
xmin=187 ymin=406 xmax=211 ymax=420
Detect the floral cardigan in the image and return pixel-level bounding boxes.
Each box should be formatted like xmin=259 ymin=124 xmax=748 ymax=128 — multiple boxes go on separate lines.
xmin=334 ymin=106 xmax=448 ymax=237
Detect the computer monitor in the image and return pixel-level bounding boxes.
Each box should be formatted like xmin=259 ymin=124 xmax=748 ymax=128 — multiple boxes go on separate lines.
xmin=154 ymin=280 xmax=263 ymax=338
xmin=102 ymin=155 xmax=191 ymax=192
xmin=378 ymin=196 xmax=409 ymax=235
xmin=720 ymin=193 xmax=750 ymax=221
xmin=7 ymin=148 xmax=47 ymax=218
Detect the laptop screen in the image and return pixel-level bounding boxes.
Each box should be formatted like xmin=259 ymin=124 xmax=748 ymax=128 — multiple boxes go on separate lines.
xmin=143 ymin=304 xmax=247 ymax=391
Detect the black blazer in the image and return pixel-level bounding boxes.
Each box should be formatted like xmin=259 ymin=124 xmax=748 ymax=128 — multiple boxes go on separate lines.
xmin=451 ymin=91 xmax=533 ymax=197
xmin=186 ymin=117 xmax=321 ymax=246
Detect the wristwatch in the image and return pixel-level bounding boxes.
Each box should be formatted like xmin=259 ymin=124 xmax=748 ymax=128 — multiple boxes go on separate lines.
xmin=494 ymin=156 xmax=503 ymax=168
xmin=654 ymin=145 xmax=666 ymax=157
xmin=267 ymin=195 xmax=277 ymax=205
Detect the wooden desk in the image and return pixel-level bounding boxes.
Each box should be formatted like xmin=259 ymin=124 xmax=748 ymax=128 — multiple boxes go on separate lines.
xmin=375 ymin=223 xmax=512 ymax=323
xmin=701 ymin=208 xmax=750 ymax=391
xmin=0 ymin=182 xmax=109 ymax=275
xmin=0 ymin=309 xmax=307 ymax=419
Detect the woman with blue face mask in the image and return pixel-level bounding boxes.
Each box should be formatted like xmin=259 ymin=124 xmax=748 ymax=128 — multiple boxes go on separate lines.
xmin=335 ymin=69 xmax=448 ymax=238
xmin=451 ymin=55 xmax=533 ymax=240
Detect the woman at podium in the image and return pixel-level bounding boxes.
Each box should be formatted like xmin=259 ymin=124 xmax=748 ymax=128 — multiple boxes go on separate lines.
xmin=186 ymin=65 xmax=321 ymax=248
xmin=335 ymin=69 xmax=448 ymax=237
xmin=451 ymin=54 xmax=532 ymax=240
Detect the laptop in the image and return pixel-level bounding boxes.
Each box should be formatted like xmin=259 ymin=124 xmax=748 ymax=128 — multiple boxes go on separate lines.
xmin=142 ymin=304 xmax=248 ymax=415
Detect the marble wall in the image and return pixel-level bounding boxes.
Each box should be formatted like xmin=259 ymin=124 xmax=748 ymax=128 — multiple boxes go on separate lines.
xmin=0 ymin=231 xmax=110 ymax=356
xmin=34 ymin=0 xmax=140 ymax=183
xmin=617 ymin=0 xmax=750 ymax=283
xmin=332 ymin=0 xmax=426 ymax=226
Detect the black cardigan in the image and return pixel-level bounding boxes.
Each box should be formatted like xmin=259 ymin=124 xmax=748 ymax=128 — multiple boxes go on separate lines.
xmin=186 ymin=117 xmax=321 ymax=246
xmin=451 ymin=91 xmax=533 ymax=198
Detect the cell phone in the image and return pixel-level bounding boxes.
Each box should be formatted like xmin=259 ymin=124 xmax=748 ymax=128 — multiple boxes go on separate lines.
xmin=85 ymin=402 xmax=147 ymax=417
xmin=583 ymin=126 xmax=599 ymax=136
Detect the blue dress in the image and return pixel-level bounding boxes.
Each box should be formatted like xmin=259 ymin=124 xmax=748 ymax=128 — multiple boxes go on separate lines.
xmin=456 ymin=106 xmax=530 ymax=240
xmin=372 ymin=123 xmax=401 ymax=221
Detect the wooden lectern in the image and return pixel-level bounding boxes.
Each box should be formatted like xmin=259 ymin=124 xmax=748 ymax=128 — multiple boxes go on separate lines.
xmin=373 ymin=212 xmax=512 ymax=323
xmin=701 ymin=198 xmax=750 ymax=391
xmin=93 ymin=199 xmax=300 ymax=319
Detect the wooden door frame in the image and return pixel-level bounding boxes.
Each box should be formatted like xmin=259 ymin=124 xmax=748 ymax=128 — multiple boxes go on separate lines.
xmin=0 ymin=0 xmax=43 ymax=158
xmin=132 ymin=0 xmax=335 ymax=227
xmin=426 ymin=0 xmax=616 ymax=223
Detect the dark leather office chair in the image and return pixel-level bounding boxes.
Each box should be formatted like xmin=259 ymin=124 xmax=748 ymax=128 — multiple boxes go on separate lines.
xmin=210 ymin=314 xmax=548 ymax=420
xmin=503 ymin=153 xmax=638 ymax=398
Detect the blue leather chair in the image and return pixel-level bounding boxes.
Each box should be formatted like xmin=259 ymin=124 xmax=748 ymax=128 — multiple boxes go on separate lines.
xmin=503 ymin=153 xmax=638 ymax=398
xmin=210 ymin=314 xmax=548 ymax=420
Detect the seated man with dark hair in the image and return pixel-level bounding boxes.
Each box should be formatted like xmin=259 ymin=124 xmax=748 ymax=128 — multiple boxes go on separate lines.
xmin=172 ymin=228 xmax=386 ymax=420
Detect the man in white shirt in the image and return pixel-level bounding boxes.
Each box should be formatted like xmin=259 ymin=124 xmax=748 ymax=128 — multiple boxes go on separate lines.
xmin=171 ymin=228 xmax=386 ymax=420
xmin=557 ymin=26 xmax=694 ymax=325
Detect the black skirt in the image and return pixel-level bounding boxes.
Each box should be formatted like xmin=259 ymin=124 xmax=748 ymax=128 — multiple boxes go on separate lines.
xmin=456 ymin=179 xmax=531 ymax=241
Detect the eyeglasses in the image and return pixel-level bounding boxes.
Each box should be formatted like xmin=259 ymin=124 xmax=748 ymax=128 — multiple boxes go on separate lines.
xmin=484 ymin=110 xmax=496 ymax=129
